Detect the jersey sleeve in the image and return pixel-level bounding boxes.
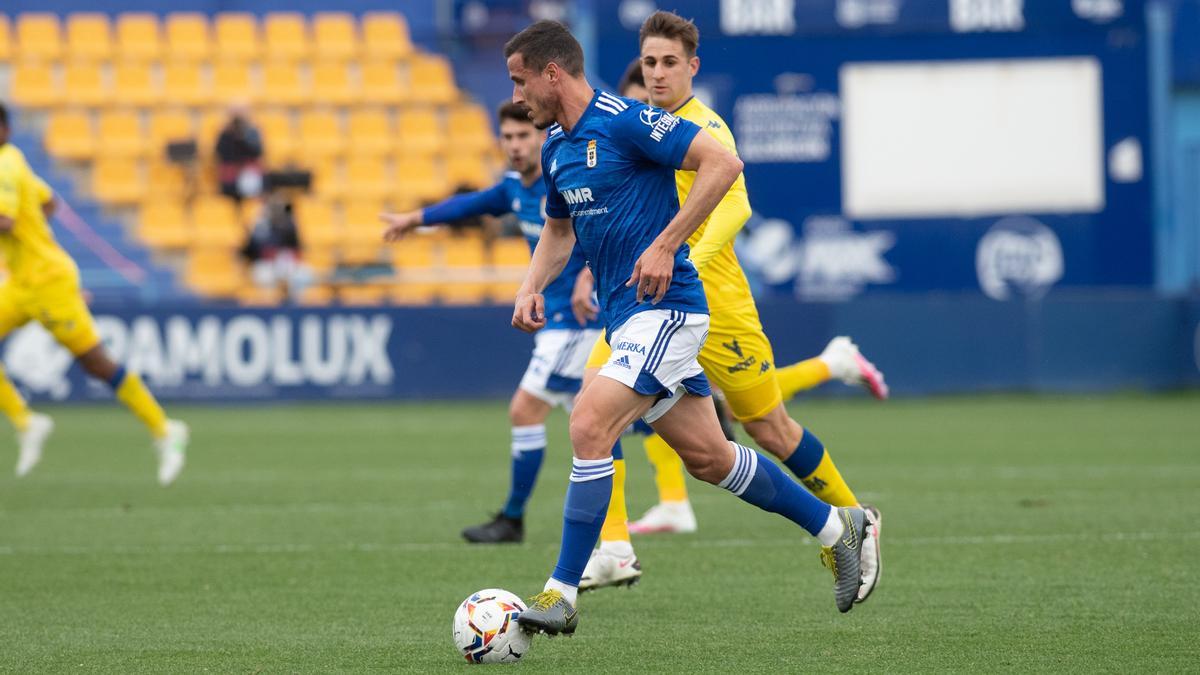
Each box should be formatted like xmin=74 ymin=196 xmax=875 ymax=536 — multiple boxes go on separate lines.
xmin=612 ymin=104 xmax=702 ymax=169
xmin=33 ymin=172 xmax=54 ymax=205
xmin=0 ymin=159 xmax=21 ymax=219
xmin=688 ymin=173 xmax=752 ymax=271
xmin=421 ymin=181 xmax=511 ymax=224
xmin=542 ymin=144 xmax=570 ymax=219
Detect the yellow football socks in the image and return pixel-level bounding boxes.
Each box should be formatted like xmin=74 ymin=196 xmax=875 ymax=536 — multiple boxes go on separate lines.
xmin=799 ymin=450 xmax=859 ymax=508
xmin=0 ymin=365 xmax=31 ymax=432
xmin=599 ymin=458 xmax=632 ymax=543
xmin=644 ymin=433 xmax=689 ymax=503
xmin=115 ymin=371 xmax=169 ymax=439
xmin=775 ymin=358 xmax=832 ymax=400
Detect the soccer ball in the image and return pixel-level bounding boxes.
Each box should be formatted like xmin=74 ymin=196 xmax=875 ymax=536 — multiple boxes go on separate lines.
xmin=452 ymin=588 xmax=532 ymax=664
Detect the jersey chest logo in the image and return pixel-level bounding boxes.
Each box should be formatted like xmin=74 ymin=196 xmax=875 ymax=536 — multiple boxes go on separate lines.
xmin=586 ymin=140 xmax=597 ymax=168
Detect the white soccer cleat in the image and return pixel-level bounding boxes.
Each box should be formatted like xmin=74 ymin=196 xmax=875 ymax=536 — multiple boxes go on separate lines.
xmin=819 ymin=336 xmax=889 ymax=400
xmin=579 ymin=543 xmax=642 ymax=592
xmin=15 ymin=412 xmax=54 ymax=477
xmin=155 ymin=419 xmax=189 ymax=486
xmin=628 ymin=500 xmax=698 ymax=534
xmin=856 ymin=503 xmax=883 ymax=603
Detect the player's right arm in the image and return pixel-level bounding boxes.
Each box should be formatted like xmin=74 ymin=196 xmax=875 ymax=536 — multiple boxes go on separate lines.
xmin=513 ymin=215 xmax=576 ymax=333
xmin=381 ymin=182 xmax=510 ymax=241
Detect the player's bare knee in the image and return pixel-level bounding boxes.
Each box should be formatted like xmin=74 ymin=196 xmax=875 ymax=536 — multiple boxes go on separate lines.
xmin=567 ymin=410 xmax=614 ymax=460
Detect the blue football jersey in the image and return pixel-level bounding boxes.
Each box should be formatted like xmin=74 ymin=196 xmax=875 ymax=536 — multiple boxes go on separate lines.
xmin=541 ymin=90 xmax=707 ymax=334
xmin=422 ymin=172 xmax=596 ymax=330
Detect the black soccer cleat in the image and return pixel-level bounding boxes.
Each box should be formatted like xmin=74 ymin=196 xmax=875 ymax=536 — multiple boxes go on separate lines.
xmin=819 ymin=506 xmax=867 ymax=613
xmin=461 ymin=513 xmax=524 ymax=544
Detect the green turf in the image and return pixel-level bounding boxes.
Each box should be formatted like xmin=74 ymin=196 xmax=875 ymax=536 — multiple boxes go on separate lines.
xmin=1 ymin=394 xmax=1198 ymax=673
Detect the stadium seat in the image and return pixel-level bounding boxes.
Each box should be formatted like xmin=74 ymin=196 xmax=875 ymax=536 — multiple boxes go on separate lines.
xmin=297 ymin=283 xmax=335 ymax=305
xmin=148 ymin=109 xmax=196 ymax=158
xmin=488 ymin=281 xmax=524 ymax=304
xmin=390 ymin=281 xmax=438 ymax=305
xmin=345 ymin=157 xmax=393 ymax=201
xmin=313 ymin=13 xmax=358 ymax=62
xmin=362 ymin=12 xmax=413 ymax=61
xmin=165 ymin=13 xmax=212 ymax=62
xmin=66 ymin=13 xmax=113 ymax=62
xmin=294 ymin=199 xmax=342 ymax=248
xmin=491 ymin=237 xmax=531 ymax=269
xmin=264 ymin=13 xmax=310 ymax=62
xmin=262 ymin=61 xmax=310 ymax=107
xmin=390 ymin=236 xmax=437 ymax=272
xmin=115 ymin=14 xmax=162 ymax=62
xmin=213 ymin=61 xmax=257 ymax=105
xmin=44 ymin=111 xmax=95 ymax=161
xmin=255 ymin=110 xmax=296 ymax=164
xmin=197 ymin=109 xmax=230 ymax=154
xmin=311 ymin=62 xmax=359 ymax=107
xmin=138 ymin=199 xmax=192 ymax=249
xmin=397 ymin=108 xmax=445 ymax=155
xmin=9 ymin=63 xmax=60 ymax=108
xmin=395 ymin=155 xmax=448 ymax=204
xmin=63 ymin=62 xmax=112 ymax=107
xmin=146 ymin=161 xmax=191 ymax=199
xmin=445 ymin=153 xmax=493 ymax=190
xmin=97 ymin=110 xmax=148 ymax=158
xmin=91 ymin=157 xmax=146 ymax=204
xmin=16 ymin=14 xmax=62 ymax=62
xmin=360 ymin=60 xmax=409 ymax=105
xmin=214 ymin=13 xmax=260 ymax=62
xmin=0 ymin=15 xmax=11 ymax=61
xmin=443 ymin=236 xmax=487 ymax=269
xmin=440 ymin=281 xmax=491 ymax=305
xmin=346 ymin=109 xmax=396 ymax=157
xmin=311 ymin=158 xmax=347 ymax=199
xmin=297 ymin=110 xmax=344 ymax=159
xmin=191 ymin=196 xmax=245 ymax=248
xmin=448 ymin=104 xmax=495 ymax=153
xmin=338 ymin=284 xmax=387 ymax=305
xmin=409 ymin=54 xmax=457 ymax=105
xmin=342 ymin=200 xmax=386 ymax=245
xmin=185 ymin=247 xmax=244 ymax=298
xmin=301 ymin=249 xmax=337 ymax=275
xmin=237 ymin=286 xmax=286 ymax=306
xmin=113 ymin=62 xmax=162 ymax=108
xmin=163 ymin=62 xmax=213 ymax=107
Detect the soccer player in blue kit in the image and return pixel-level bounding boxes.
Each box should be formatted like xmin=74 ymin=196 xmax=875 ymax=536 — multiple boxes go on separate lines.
xmin=382 ymin=101 xmax=604 ymax=544
xmin=503 ymin=21 xmax=873 ymax=635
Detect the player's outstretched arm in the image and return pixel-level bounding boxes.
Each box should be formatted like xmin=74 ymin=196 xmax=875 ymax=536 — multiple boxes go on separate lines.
xmin=381 ymin=183 xmax=510 ymax=241
xmin=629 ymin=131 xmax=743 ymax=303
xmin=513 ymin=216 xmax=576 ymax=333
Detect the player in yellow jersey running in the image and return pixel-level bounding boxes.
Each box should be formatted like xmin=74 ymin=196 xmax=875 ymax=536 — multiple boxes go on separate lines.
xmin=0 ymin=103 xmax=188 ymax=484
xmin=574 ymin=13 xmax=882 ymax=603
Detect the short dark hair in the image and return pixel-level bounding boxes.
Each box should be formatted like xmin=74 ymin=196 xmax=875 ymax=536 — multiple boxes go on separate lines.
xmin=618 ymin=58 xmax=645 ymax=96
xmin=639 ymin=11 xmax=700 ymax=58
xmin=497 ymin=101 xmax=534 ymax=125
xmin=504 ymin=20 xmax=584 ymax=77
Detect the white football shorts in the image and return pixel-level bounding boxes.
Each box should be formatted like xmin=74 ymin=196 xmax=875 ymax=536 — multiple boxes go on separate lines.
xmin=598 ymin=309 xmax=711 ymax=423
xmin=519 ymin=327 xmax=604 ymax=408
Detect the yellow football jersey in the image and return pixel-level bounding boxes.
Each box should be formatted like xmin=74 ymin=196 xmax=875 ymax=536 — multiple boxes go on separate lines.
xmin=672 ymin=97 xmax=755 ymax=312
xmin=0 ymin=143 xmax=78 ymax=287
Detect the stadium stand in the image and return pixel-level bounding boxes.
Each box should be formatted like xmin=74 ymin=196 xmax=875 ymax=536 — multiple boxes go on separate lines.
xmin=1 ymin=10 xmax=517 ymax=306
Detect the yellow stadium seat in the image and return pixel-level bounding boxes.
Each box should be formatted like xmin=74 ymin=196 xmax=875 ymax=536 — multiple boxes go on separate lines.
xmin=362 ymin=12 xmax=413 ymax=61
xmin=491 ymin=237 xmax=531 ymax=269
xmin=97 ymin=110 xmax=148 ymax=158
xmin=390 ymin=282 xmax=438 ymax=305
xmin=65 ymin=13 xmax=112 ymax=61
xmin=237 ymin=286 xmax=285 ymax=307
xmin=148 ymin=109 xmax=195 ymax=157
xmin=262 ymin=61 xmax=310 ymax=106
xmin=345 ymin=157 xmax=393 ymax=201
xmin=16 ymin=13 xmax=62 ymax=62
xmin=443 ymin=236 xmax=487 ymax=269
xmin=0 ymin=16 xmax=11 ymax=61
xmin=448 ymin=103 xmax=495 ymax=153
xmin=488 ymin=281 xmax=523 ymax=304
xmin=44 ymin=111 xmax=95 ymax=161
xmin=311 ymin=159 xmax=346 ymax=199
xmin=311 ymin=62 xmax=359 ymax=106
xmin=338 ymin=284 xmax=387 ymax=305
xmin=301 ymin=250 xmax=336 ymax=275
xmin=440 ymin=281 xmax=490 ymax=305
xmin=396 ymin=155 xmax=448 ymax=204
xmin=346 ymin=109 xmax=395 ymax=157
xmin=63 ymin=62 xmax=111 ymax=107
xmin=191 ymin=196 xmax=245 ymax=248
xmin=264 ymin=13 xmax=310 ymax=62
xmin=185 ymin=247 xmax=244 ymax=298
xmin=214 ymin=13 xmax=259 ymax=61
xmin=297 ymin=283 xmax=335 ymax=305
xmin=360 ymin=60 xmax=409 ymax=105
xmin=165 ymin=13 xmax=212 ymax=62
xmin=254 ymin=110 xmax=296 ymax=164
xmin=146 ymin=161 xmax=190 ymax=199
xmin=113 ymin=62 xmax=162 ymax=108
xmin=115 ymin=14 xmax=162 ymax=62
xmin=409 ymin=54 xmax=457 ymax=105
xmin=294 ymin=199 xmax=341 ymax=248
xmin=342 ymin=200 xmax=385 ymax=245
xmin=313 ymin=13 xmax=357 ymax=62
xmin=297 ymin=110 xmax=344 ymax=159
xmin=198 ymin=109 xmax=231 ymax=154
xmin=163 ymin=62 xmax=212 ymax=107
xmin=138 ymin=199 xmax=192 ymax=250
xmin=397 ymin=108 xmax=445 ymax=155
xmin=390 ymin=236 xmax=437 ymax=272
xmin=213 ymin=61 xmax=257 ymax=105
xmin=91 ymin=158 xmax=146 ymax=205
xmin=9 ymin=63 xmax=60 ymax=108
xmin=445 ymin=153 xmax=493 ymax=190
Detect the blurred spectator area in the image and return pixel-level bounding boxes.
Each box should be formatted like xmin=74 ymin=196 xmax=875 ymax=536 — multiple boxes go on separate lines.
xmin=0 ymin=11 xmax=523 ymax=306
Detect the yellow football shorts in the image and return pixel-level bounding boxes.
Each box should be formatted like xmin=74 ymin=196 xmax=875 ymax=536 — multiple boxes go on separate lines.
xmin=0 ymin=276 xmax=102 ymax=356
xmin=584 ymin=302 xmax=782 ymax=422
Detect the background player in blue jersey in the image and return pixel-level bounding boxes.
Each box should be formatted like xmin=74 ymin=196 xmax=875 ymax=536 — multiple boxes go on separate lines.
xmin=381 ymin=102 xmax=603 ymax=544
xmin=502 ymin=21 xmax=873 ymax=636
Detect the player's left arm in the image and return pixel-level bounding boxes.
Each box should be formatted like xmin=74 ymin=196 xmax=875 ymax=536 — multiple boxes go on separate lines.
xmin=514 ymin=216 xmax=576 ymax=333
xmin=687 ymin=173 xmax=750 ymax=272
xmin=629 ymin=129 xmax=743 ymax=303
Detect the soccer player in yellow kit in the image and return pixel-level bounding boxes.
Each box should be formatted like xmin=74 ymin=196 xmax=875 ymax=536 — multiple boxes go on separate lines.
xmin=0 ymin=103 xmax=188 ymax=484
xmin=575 ymin=12 xmax=882 ymax=603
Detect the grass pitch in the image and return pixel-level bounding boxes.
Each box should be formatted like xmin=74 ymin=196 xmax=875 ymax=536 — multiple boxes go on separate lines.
xmin=1 ymin=394 xmax=1198 ymax=673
